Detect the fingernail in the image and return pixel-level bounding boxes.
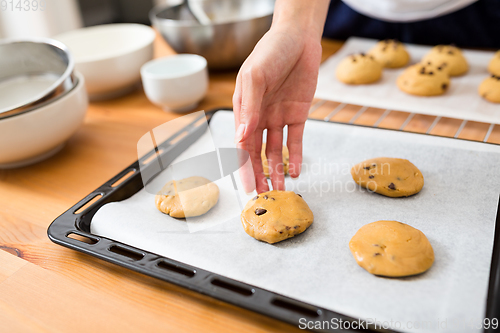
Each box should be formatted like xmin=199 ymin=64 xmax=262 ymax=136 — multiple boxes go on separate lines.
xmin=234 ymin=124 xmax=246 ymax=144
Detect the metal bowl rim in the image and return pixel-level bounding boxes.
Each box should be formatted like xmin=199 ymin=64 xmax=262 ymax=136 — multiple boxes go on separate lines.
xmin=0 ymin=72 xmax=81 ymax=121
xmin=150 ymin=2 xmax=274 ymax=28
xmin=0 ymin=37 xmax=75 ymax=116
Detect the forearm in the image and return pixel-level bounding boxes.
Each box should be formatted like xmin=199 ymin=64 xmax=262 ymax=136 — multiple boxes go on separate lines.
xmin=272 ymin=0 xmax=331 ymax=39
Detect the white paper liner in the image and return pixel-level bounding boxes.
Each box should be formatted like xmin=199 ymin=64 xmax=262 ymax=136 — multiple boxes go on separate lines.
xmin=92 ymin=111 xmax=500 ymax=333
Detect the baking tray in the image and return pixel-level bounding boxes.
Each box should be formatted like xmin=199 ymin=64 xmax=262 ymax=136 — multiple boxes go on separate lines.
xmin=316 ymin=37 xmax=500 ymax=124
xmin=48 ymin=108 xmax=500 ymax=333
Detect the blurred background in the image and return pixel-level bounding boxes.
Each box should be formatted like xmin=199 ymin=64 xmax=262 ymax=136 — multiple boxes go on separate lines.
xmin=0 ymin=0 xmax=160 ymax=39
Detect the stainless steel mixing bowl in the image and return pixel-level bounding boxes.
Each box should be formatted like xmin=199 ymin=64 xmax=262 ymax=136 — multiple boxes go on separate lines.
xmin=0 ymin=38 xmax=75 ymax=119
xmin=151 ymin=0 xmax=274 ymax=70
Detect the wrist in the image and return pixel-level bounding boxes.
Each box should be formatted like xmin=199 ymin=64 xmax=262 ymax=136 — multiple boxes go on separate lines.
xmin=272 ymin=0 xmax=330 ymax=40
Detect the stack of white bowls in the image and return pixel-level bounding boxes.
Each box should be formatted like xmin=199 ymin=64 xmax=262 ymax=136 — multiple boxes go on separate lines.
xmin=0 ymin=38 xmax=88 ymax=168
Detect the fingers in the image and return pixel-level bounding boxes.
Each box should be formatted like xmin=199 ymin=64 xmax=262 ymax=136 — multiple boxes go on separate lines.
xmin=236 ymin=142 xmax=256 ymax=193
xmin=286 ymin=123 xmax=305 ymax=178
xmin=266 ymin=127 xmax=285 ymax=191
xmin=253 ymin=129 xmax=269 ymax=193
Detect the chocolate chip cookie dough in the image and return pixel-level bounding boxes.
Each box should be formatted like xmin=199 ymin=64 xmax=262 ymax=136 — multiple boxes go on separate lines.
xmin=397 ymin=63 xmax=450 ymax=96
xmin=479 ymin=74 xmax=500 ymax=103
xmin=488 ymin=51 xmax=500 ymax=76
xmin=421 ymin=45 xmax=468 ymax=76
xmin=349 ymin=221 xmax=434 ymax=277
xmin=241 ymin=191 xmax=313 ymax=244
xmin=368 ymin=39 xmax=410 ymax=68
xmin=155 ymin=176 xmax=219 ymax=218
xmin=261 ymin=143 xmax=289 ymax=178
xmin=351 ymin=157 xmax=424 ymax=197
xmin=336 ymin=53 xmax=383 ymax=84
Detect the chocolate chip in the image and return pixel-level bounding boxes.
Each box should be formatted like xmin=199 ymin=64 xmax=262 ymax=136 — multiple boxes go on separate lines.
xmin=427 ymin=61 xmax=432 ymax=65
xmin=360 ymin=53 xmax=365 ymax=57
xmin=253 ymin=195 xmax=259 ymax=200
xmin=437 ymin=66 xmax=442 ymax=71
xmin=420 ymin=67 xmax=425 ymax=74
xmin=374 ymin=253 xmax=381 ymax=256
xmin=297 ymin=193 xmax=302 ymax=197
xmin=294 ymin=226 xmax=299 ymax=229
xmin=271 ymin=197 xmax=275 ymax=201
xmin=428 ymin=71 xmax=434 ymax=75
xmin=388 ymin=183 xmax=396 ymax=190
xmin=255 ymin=208 xmax=267 ymax=216
xmin=442 ymin=83 xmax=448 ymax=90
xmin=448 ymin=51 xmax=454 ymax=55
xmin=364 ymin=166 xmax=371 ymax=170
xmin=285 ymin=226 xmax=291 ymax=230
xmin=369 ymin=175 xmax=374 ymax=179
xmin=263 ymin=195 xmax=268 ymax=200
xmin=279 ymin=231 xmax=283 ymax=234
xmin=352 ymin=58 xmax=357 ymax=63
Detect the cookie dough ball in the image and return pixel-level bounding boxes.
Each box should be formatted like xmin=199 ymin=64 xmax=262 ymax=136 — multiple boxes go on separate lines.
xmin=351 ymin=157 xmax=424 ymax=197
xmin=261 ymin=143 xmax=289 ymax=178
xmin=478 ymin=75 xmax=500 ymax=103
xmin=488 ymin=51 xmax=500 ymax=76
xmin=336 ymin=53 xmax=383 ymax=84
xmin=155 ymin=176 xmax=219 ymax=218
xmin=421 ymin=45 xmax=468 ymax=76
xmin=368 ymin=39 xmax=410 ymax=68
xmin=397 ymin=63 xmax=450 ymax=96
xmin=349 ymin=221 xmax=434 ymax=277
xmin=241 ymin=191 xmax=313 ymax=244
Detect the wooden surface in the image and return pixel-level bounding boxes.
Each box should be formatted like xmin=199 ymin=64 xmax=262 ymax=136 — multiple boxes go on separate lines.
xmin=1 ymin=35 xmax=499 ymax=333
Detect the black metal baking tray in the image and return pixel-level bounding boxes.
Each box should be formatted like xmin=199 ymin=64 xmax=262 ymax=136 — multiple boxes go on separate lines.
xmin=48 ymin=108 xmax=500 ymax=333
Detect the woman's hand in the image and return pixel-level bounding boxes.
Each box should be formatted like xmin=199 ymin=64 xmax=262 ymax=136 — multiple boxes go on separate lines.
xmin=233 ymin=0 xmax=330 ymax=193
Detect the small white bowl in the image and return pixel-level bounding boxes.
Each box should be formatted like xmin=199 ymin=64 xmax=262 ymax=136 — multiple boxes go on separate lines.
xmin=54 ymin=24 xmax=155 ymax=100
xmin=141 ymin=54 xmax=208 ymax=112
xmin=0 ymin=71 xmax=88 ymax=168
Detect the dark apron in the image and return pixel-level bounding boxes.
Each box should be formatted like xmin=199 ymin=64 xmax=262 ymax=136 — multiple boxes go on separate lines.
xmin=323 ymin=0 xmax=500 ymax=48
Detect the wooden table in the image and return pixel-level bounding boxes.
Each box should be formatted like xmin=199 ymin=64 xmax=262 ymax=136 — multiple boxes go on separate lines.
xmin=1 ymin=35 xmax=499 ymax=333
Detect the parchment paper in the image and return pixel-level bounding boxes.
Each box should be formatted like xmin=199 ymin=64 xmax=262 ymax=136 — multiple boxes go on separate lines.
xmin=92 ymin=111 xmax=500 ymax=333
xmin=316 ymin=37 xmax=500 ymax=124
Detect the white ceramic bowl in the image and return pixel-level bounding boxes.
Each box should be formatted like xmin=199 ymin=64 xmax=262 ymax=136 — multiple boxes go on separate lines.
xmin=141 ymin=54 xmax=208 ymax=112
xmin=54 ymin=24 xmax=155 ymax=100
xmin=0 ymin=71 xmax=88 ymax=168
